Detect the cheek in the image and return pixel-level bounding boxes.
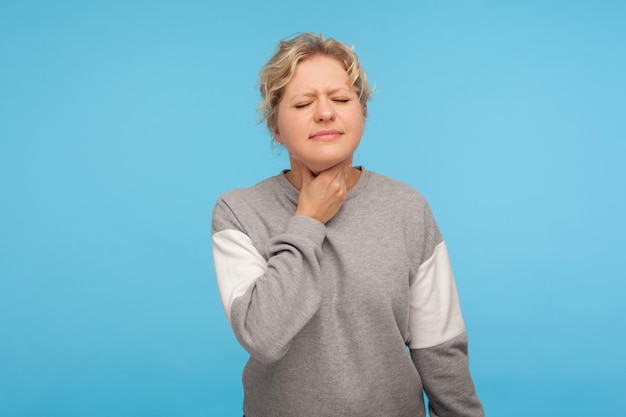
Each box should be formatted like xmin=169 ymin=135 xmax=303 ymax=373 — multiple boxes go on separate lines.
xmin=352 ymin=114 xmax=365 ymax=138
xmin=276 ymin=114 xmax=304 ymax=142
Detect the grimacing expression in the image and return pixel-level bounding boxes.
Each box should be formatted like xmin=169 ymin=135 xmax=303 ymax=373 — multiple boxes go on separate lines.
xmin=273 ymin=55 xmax=365 ymax=174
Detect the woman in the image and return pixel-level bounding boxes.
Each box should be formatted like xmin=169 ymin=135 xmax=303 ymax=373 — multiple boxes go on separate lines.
xmin=212 ymin=33 xmax=484 ymax=417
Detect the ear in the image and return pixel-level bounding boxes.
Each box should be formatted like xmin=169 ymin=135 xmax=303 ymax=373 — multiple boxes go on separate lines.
xmin=362 ymin=104 xmax=368 ymax=118
xmin=272 ymin=125 xmax=283 ymax=144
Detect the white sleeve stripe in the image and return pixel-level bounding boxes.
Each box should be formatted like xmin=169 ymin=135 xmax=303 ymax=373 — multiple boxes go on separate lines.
xmin=212 ymin=229 xmax=268 ymax=325
xmin=408 ymin=241 xmax=465 ymax=349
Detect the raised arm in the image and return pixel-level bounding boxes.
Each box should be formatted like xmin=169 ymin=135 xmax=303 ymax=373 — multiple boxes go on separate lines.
xmin=213 ymin=203 xmax=325 ymax=363
xmin=212 ymin=161 xmax=352 ymax=363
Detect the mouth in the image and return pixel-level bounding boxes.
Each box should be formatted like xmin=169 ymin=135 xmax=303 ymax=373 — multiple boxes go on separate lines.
xmin=309 ymin=130 xmax=342 ymax=141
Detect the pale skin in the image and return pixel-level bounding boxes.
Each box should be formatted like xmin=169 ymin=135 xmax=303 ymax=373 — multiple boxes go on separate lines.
xmin=272 ymin=55 xmax=366 ymax=224
xmin=291 ymin=158 xmax=356 ymax=224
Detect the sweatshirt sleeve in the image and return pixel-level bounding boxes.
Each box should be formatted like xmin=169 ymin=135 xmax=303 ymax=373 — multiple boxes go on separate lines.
xmin=212 ymin=197 xmax=325 ymax=363
xmin=410 ymin=333 xmax=484 ymax=417
xmin=408 ymin=204 xmax=484 ymax=416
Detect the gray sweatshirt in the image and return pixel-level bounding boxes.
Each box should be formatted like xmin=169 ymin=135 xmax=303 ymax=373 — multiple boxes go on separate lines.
xmin=212 ymin=168 xmax=484 ymax=417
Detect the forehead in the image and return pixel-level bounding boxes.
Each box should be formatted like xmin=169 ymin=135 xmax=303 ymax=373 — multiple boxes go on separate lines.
xmin=284 ymin=55 xmax=352 ymax=95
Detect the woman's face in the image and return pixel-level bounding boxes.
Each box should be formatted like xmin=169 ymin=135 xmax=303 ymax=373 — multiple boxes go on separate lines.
xmin=273 ymin=55 xmax=365 ymax=174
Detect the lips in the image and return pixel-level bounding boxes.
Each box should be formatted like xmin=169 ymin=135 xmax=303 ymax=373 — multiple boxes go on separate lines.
xmin=310 ymin=129 xmax=342 ymax=141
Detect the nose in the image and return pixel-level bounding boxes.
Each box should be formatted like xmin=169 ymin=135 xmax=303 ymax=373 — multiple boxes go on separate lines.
xmin=315 ymin=98 xmax=336 ymax=122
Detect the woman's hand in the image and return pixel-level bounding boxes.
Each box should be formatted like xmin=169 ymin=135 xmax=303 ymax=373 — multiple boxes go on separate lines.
xmin=293 ymin=160 xmax=351 ymax=224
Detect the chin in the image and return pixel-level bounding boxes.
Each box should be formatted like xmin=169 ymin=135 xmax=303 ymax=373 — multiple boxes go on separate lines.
xmin=308 ymin=160 xmax=349 ymax=175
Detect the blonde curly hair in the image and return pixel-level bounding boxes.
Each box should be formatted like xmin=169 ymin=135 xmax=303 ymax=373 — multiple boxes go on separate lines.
xmin=258 ymin=33 xmax=372 ymax=135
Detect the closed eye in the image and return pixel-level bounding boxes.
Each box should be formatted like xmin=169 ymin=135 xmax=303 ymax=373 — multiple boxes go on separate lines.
xmin=333 ymin=98 xmax=350 ymax=103
xmin=294 ymin=103 xmax=311 ymax=109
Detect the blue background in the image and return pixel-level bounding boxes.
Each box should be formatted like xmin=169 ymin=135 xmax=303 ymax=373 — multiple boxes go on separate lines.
xmin=2 ymin=1 xmax=625 ymax=416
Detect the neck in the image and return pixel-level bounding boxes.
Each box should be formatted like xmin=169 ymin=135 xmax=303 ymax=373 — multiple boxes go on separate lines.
xmin=285 ymin=161 xmax=361 ymax=191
